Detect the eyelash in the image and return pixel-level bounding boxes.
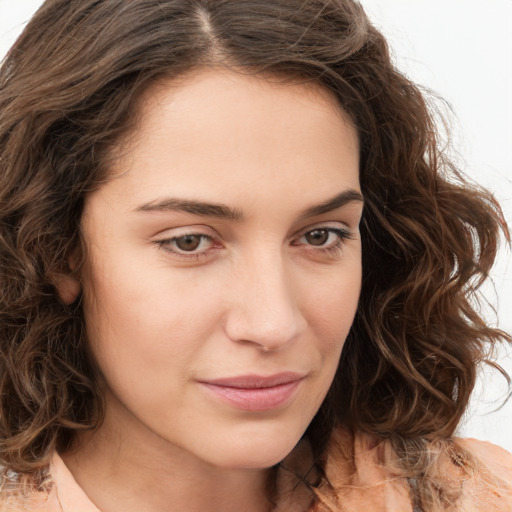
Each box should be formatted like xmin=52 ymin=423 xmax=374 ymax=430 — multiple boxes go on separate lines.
xmin=155 ymin=226 xmax=353 ymax=260
xmin=293 ymin=227 xmax=353 ymax=256
xmin=156 ymin=233 xmax=218 ymax=260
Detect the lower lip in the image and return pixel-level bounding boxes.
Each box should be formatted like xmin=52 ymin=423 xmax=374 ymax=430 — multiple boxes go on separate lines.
xmin=200 ymin=380 xmax=302 ymax=412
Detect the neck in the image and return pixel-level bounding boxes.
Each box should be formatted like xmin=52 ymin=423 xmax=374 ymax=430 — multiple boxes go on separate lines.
xmin=61 ymin=405 xmax=273 ymax=512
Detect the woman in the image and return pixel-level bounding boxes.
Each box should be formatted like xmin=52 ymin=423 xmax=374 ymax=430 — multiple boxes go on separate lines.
xmin=0 ymin=0 xmax=510 ymax=510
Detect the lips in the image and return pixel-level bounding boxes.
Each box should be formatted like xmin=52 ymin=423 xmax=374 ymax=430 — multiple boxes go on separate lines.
xmin=198 ymin=372 xmax=304 ymax=412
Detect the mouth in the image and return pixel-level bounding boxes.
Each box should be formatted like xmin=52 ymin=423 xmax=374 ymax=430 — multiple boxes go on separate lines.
xmin=198 ymin=372 xmax=304 ymax=412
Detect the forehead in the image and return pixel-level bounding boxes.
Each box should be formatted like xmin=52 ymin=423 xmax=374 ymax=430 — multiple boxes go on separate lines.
xmin=89 ymin=68 xmax=360 ymax=217
xmin=127 ymin=67 xmax=356 ymax=154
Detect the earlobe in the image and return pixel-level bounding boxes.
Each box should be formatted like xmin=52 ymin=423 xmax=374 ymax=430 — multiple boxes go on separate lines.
xmin=55 ymin=273 xmax=81 ymax=305
xmin=54 ymin=245 xmax=82 ymax=305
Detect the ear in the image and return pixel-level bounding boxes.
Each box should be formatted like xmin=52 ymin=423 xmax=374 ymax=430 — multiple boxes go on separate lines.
xmin=55 ymin=272 xmax=81 ymax=305
xmin=54 ymin=246 xmax=82 ymax=305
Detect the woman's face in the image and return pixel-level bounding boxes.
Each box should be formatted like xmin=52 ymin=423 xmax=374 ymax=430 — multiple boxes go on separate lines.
xmin=77 ymin=69 xmax=363 ymax=469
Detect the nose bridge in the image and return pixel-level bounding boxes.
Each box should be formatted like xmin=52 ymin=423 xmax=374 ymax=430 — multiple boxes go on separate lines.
xmin=225 ymin=247 xmax=305 ymax=350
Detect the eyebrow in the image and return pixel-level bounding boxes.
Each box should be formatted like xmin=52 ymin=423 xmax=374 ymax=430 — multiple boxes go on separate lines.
xmin=135 ymin=189 xmax=363 ymax=221
xmin=298 ymin=189 xmax=364 ymax=219
xmin=135 ymin=198 xmax=244 ymax=221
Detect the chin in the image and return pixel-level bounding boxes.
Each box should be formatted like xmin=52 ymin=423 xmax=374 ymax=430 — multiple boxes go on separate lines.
xmin=201 ymin=422 xmax=307 ymax=470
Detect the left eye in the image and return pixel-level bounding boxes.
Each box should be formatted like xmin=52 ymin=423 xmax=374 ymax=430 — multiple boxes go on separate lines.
xmin=301 ymin=229 xmax=331 ymax=246
xmin=296 ymin=228 xmax=349 ymax=247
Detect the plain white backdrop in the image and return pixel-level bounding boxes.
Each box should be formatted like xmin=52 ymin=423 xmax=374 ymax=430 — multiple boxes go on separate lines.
xmin=0 ymin=0 xmax=511 ymax=451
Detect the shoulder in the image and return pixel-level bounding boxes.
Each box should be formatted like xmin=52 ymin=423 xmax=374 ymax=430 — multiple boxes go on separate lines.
xmin=456 ymin=437 xmax=512 ymax=475
xmin=0 ymin=492 xmax=58 ymax=512
xmin=312 ymin=427 xmax=512 ymax=512
xmin=311 ymin=427 xmax=414 ymax=511
xmin=0 ymin=469 xmax=60 ymax=512
xmin=454 ymin=437 xmax=512 ymax=510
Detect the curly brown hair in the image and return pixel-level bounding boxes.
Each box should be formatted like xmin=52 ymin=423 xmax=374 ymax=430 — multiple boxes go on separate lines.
xmin=0 ymin=0 xmax=510 ymax=509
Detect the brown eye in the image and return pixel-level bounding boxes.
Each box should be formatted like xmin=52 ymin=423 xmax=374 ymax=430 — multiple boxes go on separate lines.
xmin=304 ymin=229 xmax=329 ymax=246
xmin=295 ymin=227 xmax=351 ymax=251
xmin=157 ymin=232 xmax=217 ymax=258
xmin=175 ymin=234 xmax=203 ymax=252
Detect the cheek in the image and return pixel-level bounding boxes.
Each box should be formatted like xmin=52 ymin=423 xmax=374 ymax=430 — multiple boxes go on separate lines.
xmin=80 ymin=252 xmax=222 ymax=388
xmin=304 ymin=259 xmax=362 ymax=346
xmin=299 ymin=255 xmax=362 ymax=393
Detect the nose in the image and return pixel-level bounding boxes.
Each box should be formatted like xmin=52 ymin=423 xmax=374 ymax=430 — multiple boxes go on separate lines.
xmin=224 ymin=252 xmax=306 ymax=352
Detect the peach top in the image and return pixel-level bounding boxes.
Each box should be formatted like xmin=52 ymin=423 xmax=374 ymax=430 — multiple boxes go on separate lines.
xmin=2 ymin=428 xmax=511 ymax=511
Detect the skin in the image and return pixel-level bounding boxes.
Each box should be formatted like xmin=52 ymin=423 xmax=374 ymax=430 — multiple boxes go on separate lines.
xmin=61 ymin=69 xmax=363 ymax=512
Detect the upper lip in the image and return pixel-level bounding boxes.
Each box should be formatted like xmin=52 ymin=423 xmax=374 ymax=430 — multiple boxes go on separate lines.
xmin=200 ymin=372 xmax=305 ymax=389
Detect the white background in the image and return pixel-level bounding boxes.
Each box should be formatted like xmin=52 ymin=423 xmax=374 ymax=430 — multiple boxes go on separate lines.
xmin=1 ymin=0 xmax=511 ymax=451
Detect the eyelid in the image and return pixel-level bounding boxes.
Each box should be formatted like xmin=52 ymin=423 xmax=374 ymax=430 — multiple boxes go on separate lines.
xmin=152 ymin=223 xmax=218 ymax=238
xmin=293 ymin=221 xmax=353 ymax=240
xmin=153 ymin=221 xmax=355 ymax=261
xmin=153 ymin=226 xmax=223 ymax=260
xmin=290 ymin=223 xmax=355 ymax=260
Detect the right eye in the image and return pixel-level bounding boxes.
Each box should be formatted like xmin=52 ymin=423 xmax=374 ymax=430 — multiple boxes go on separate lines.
xmin=156 ymin=233 xmax=216 ymax=258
